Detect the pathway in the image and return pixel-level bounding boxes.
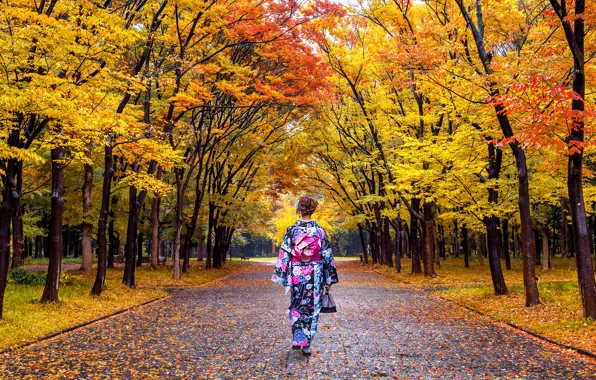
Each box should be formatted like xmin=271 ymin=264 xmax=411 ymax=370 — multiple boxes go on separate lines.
xmin=1 ymin=263 xmax=595 ymax=379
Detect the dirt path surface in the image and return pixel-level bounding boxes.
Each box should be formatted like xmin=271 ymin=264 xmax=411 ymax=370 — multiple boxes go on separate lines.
xmin=1 ymin=263 xmax=595 ymax=379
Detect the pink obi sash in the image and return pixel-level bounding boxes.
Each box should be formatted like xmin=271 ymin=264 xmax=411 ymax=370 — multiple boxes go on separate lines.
xmin=290 ymin=252 xmax=322 ymax=263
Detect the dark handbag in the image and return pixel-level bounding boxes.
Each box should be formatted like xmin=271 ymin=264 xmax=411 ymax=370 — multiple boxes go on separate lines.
xmin=321 ymin=287 xmax=337 ymax=313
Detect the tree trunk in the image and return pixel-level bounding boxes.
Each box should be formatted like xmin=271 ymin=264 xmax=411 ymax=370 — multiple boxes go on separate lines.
xmin=463 ymin=225 xmax=470 ymax=268
xmin=502 ymin=219 xmax=511 ymax=270
xmin=35 ymin=236 xmax=41 ymax=258
xmin=394 ymin=217 xmax=402 ymax=273
xmin=453 ymin=220 xmax=459 ymax=257
xmin=205 ymin=202 xmax=214 ymax=269
xmin=108 ymin=214 xmax=116 ymax=268
xmin=484 ymin=216 xmax=508 ymax=295
xmin=511 ymin=144 xmax=540 ymax=306
xmin=91 ymin=145 xmax=113 ymax=296
xmin=410 ymin=199 xmax=422 ymax=274
xmin=10 ymin=206 xmax=23 ymax=268
xmin=383 ymin=217 xmax=393 ymax=267
xmin=0 ymin=155 xmax=17 ymax=318
xmin=561 ymin=198 xmax=570 ymax=258
xmin=549 ymin=0 xmax=596 ymax=322
xmin=197 ymin=223 xmax=204 ymax=262
xmin=431 ymin=210 xmax=440 ymax=268
xmin=80 ymin=146 xmax=94 ymax=271
xmin=476 ymin=233 xmax=485 ymax=266
xmin=172 ymin=169 xmax=183 ymax=280
xmin=150 ymin=193 xmax=160 ymax=270
xmin=423 ymin=202 xmax=437 ymax=277
xmin=122 ymin=164 xmax=139 ymax=288
xmin=539 ymin=226 xmax=549 ymax=272
xmin=357 ymin=223 xmax=368 ymax=264
xmin=137 ymin=232 xmax=144 ymax=267
xmin=41 ymin=147 xmax=65 ymax=303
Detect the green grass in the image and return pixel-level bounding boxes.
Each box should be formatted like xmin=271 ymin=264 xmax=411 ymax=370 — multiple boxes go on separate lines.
xmin=24 ymin=257 xmax=86 ymax=265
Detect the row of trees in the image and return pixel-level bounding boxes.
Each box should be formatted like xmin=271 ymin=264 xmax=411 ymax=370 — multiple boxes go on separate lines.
xmin=303 ymin=0 xmax=596 ymax=318
xmin=0 ymin=0 xmax=339 ymax=318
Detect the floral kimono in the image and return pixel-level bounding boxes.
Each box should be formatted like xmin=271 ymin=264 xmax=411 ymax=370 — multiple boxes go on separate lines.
xmin=272 ymin=220 xmax=339 ymax=347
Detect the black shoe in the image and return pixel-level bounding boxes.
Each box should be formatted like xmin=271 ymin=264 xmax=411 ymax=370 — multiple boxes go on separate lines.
xmin=302 ymin=346 xmax=312 ymax=357
xmin=292 ymin=345 xmax=301 ymax=350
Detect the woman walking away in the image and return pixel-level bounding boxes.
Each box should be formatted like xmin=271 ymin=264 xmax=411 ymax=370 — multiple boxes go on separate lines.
xmin=272 ymin=195 xmax=339 ymax=357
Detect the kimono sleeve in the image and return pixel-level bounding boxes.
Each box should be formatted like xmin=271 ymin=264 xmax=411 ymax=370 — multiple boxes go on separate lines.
xmin=320 ymin=228 xmax=339 ymax=286
xmin=272 ymin=226 xmax=293 ymax=286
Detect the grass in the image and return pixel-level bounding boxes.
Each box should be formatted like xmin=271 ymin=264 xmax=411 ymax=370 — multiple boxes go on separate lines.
xmin=0 ymin=260 xmax=250 ymax=351
xmin=24 ymin=257 xmax=85 ymax=265
xmin=353 ymin=255 xmax=595 ymax=354
xmin=438 ymin=281 xmax=595 ymax=354
xmin=360 ymin=255 xmax=578 ymax=289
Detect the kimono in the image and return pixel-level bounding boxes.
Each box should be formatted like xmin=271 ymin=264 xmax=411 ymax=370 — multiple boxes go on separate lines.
xmin=272 ymin=220 xmax=339 ymax=347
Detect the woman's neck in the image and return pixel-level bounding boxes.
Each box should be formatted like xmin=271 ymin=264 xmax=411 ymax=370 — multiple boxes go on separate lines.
xmin=299 ymin=216 xmax=313 ymax=222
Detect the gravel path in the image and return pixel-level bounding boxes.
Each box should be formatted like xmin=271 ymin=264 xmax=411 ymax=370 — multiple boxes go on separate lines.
xmin=1 ymin=263 xmax=595 ymax=379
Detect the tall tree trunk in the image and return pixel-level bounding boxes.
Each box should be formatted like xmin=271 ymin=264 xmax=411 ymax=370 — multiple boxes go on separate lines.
xmin=137 ymin=232 xmax=144 ymax=267
xmin=91 ymin=145 xmax=114 ymax=295
xmin=0 ymin=155 xmax=17 ymax=318
xmin=410 ymin=199 xmax=422 ymax=274
xmin=502 ymin=219 xmax=511 ymax=270
xmin=357 ymin=223 xmax=368 ymax=264
xmin=453 ymin=220 xmax=459 ymax=257
xmin=476 ymin=234 xmax=485 ymax=266
xmin=41 ymin=147 xmax=64 ymax=303
xmin=172 ymin=169 xmax=184 ymax=280
xmin=35 ymin=236 xmax=41 ymax=258
xmin=561 ymin=198 xmax=570 ymax=258
xmin=455 ymin=0 xmax=538 ymax=307
xmin=394 ymin=217 xmax=402 ymax=273
xmin=212 ymin=226 xmax=222 ymax=269
xmin=383 ymin=217 xmax=393 ymax=267
xmin=80 ymin=145 xmax=94 ymax=271
xmin=439 ymin=225 xmax=446 ymax=260
xmin=197 ymin=222 xmax=204 ymax=262
xmin=540 ymin=227 xmax=549 ymax=272
xmin=484 ymin=216 xmax=508 ymax=295
xmin=550 ymin=0 xmax=596 ymax=320
xmin=432 ymin=210 xmax=440 ymax=268
xmin=150 ymin=191 xmax=160 ymax=270
xmin=423 ymin=202 xmax=437 ymax=277
xmin=462 ymin=225 xmax=470 ymax=268
xmin=10 ymin=161 xmax=23 ymax=268
xmin=108 ymin=213 xmax=116 ymax=268
xmin=43 ymin=214 xmax=50 ymax=258
xmin=122 ymin=164 xmax=140 ymax=288
xmin=205 ymin=202 xmax=214 ymax=269
xmin=122 ymin=157 xmax=156 ymax=285
xmin=512 ymin=145 xmax=540 ymax=306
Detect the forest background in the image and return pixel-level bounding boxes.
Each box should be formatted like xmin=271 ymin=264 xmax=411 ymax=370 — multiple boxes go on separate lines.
xmin=0 ymin=0 xmax=595 ymax=354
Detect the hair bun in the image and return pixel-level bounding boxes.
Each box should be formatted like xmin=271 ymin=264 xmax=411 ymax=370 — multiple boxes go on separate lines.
xmin=297 ymin=195 xmax=318 ymax=216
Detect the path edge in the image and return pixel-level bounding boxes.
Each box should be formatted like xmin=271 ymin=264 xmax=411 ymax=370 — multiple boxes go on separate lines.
xmin=437 ymin=295 xmax=596 ymax=360
xmin=369 ymin=269 xmax=596 ymax=361
xmin=0 ymin=294 xmax=170 ymax=355
xmin=0 ymin=268 xmax=249 ymax=355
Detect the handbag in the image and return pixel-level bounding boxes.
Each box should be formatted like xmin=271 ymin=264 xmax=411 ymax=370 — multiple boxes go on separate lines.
xmin=321 ymin=287 xmax=337 ymax=313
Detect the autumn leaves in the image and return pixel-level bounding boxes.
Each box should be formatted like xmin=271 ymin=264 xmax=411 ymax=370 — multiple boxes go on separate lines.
xmin=304 ymin=0 xmax=596 ymax=318
xmin=0 ymin=0 xmax=334 ymax=318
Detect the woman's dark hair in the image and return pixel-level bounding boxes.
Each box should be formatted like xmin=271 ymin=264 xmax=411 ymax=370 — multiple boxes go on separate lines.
xmin=297 ymin=195 xmax=318 ymax=216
